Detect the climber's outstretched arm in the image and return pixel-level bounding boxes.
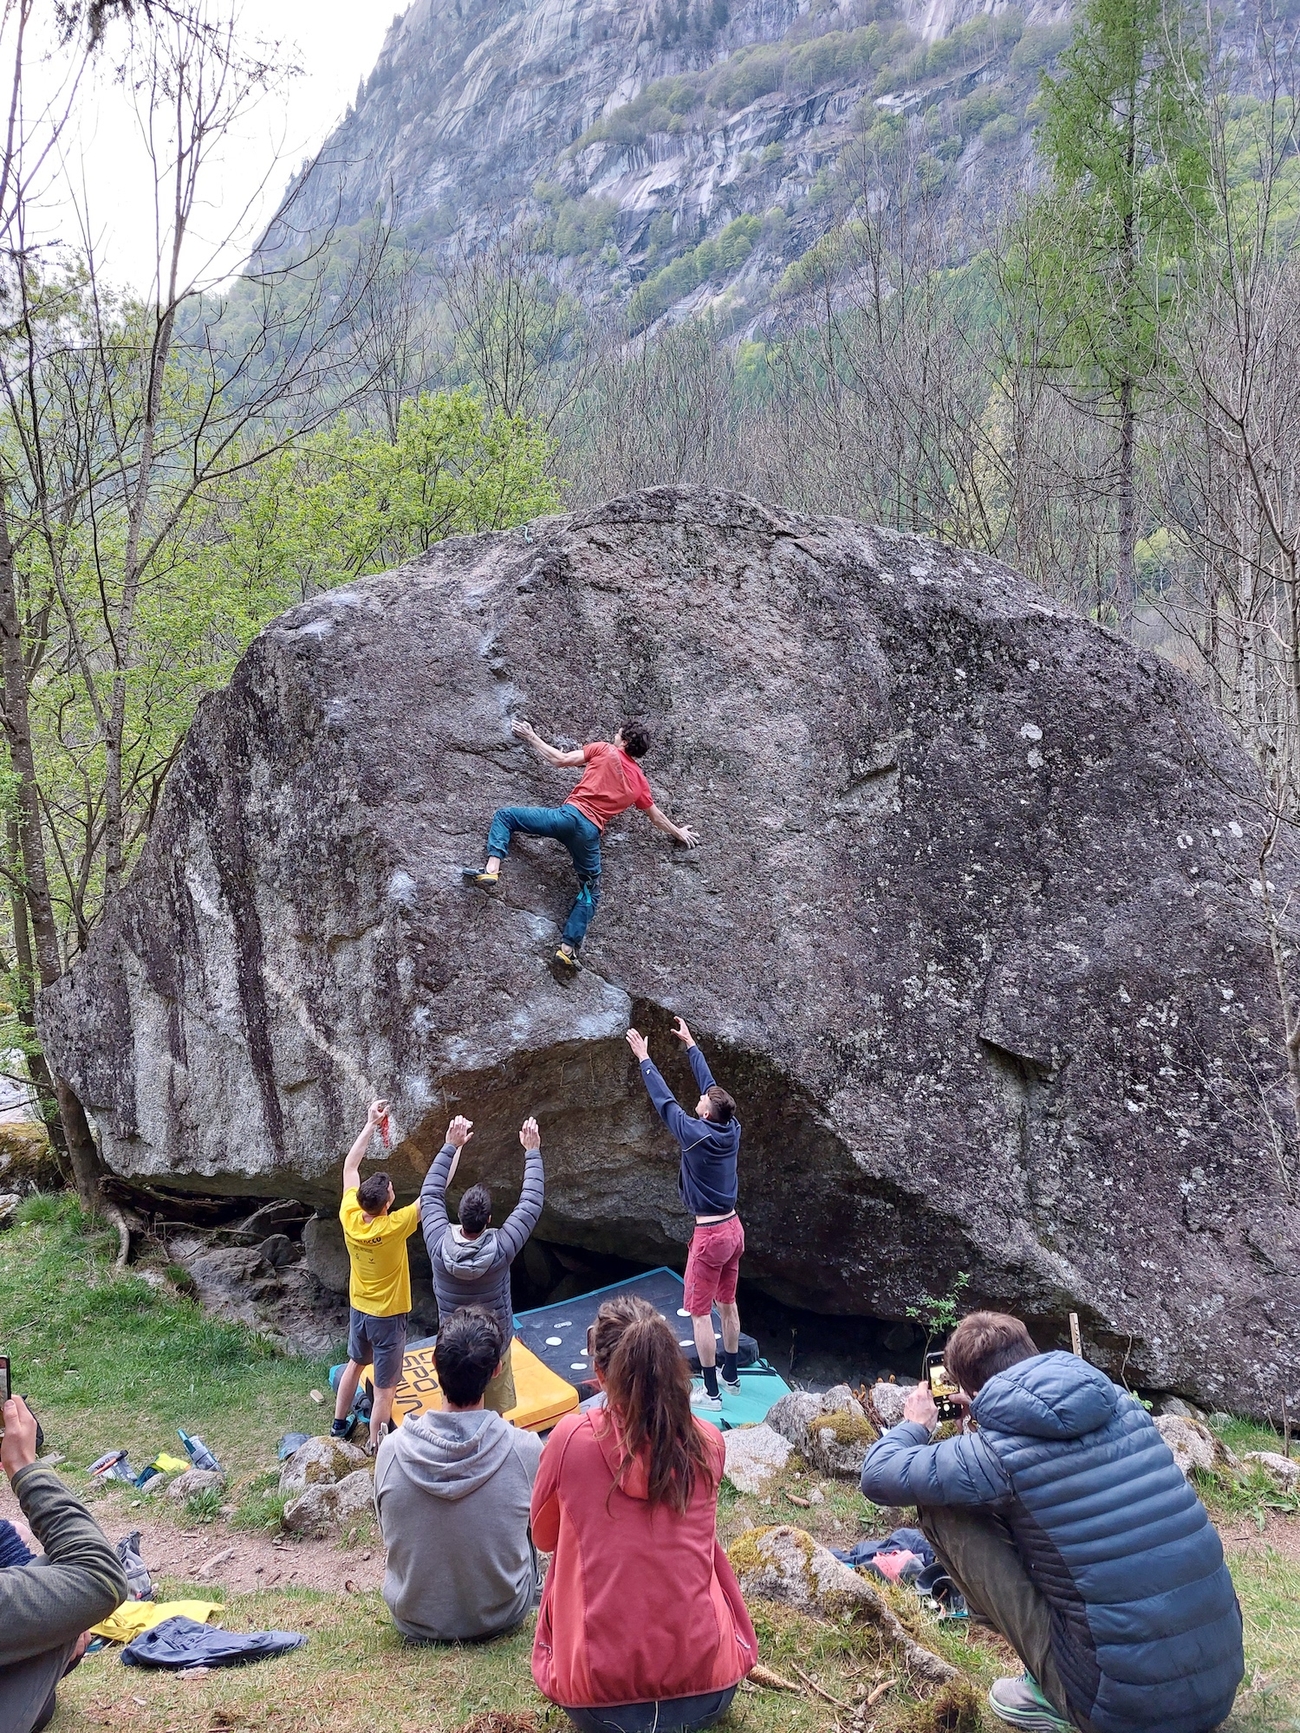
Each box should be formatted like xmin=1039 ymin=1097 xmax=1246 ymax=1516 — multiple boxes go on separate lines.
xmin=513 ymin=719 xmax=584 ymax=767
xmin=646 ymin=803 xmax=699 ymax=848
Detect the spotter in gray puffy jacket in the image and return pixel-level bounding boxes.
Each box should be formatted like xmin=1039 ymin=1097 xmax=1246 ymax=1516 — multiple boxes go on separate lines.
xmin=860 ymin=1351 xmax=1243 ymax=1733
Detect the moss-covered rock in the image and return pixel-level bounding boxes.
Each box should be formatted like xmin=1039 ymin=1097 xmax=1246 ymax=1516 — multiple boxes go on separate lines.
xmin=727 ymin=1524 xmax=958 ymax=1684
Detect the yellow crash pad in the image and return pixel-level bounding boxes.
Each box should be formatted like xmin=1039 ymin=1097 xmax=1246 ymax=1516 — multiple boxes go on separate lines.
xmin=366 ymin=1338 xmax=578 ymax=1433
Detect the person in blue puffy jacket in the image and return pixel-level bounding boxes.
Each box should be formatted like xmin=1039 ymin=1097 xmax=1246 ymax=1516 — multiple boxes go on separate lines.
xmin=860 ymin=1311 xmax=1243 ymax=1733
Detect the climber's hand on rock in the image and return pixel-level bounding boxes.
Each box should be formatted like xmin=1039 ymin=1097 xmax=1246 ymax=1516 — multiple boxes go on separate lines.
xmin=448 ymin=1115 xmax=474 ymax=1148
xmin=512 ymin=719 xmax=536 ymax=742
xmin=677 ymin=824 xmax=700 ymax=848
xmin=903 ymin=1382 xmax=939 ymax=1430
xmin=672 ymin=1017 xmax=695 ymax=1048
xmin=520 ymin=1116 xmax=540 ymax=1151
xmin=367 ymin=1098 xmax=389 ymax=1129
xmin=626 ymin=1028 xmax=650 ymax=1063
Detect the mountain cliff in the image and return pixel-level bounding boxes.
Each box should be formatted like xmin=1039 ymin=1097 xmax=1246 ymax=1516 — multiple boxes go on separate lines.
xmin=265 ymin=0 xmax=1074 ymax=330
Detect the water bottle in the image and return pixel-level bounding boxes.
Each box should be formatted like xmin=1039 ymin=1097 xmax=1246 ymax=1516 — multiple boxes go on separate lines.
xmin=177 ymin=1428 xmax=220 ymax=1472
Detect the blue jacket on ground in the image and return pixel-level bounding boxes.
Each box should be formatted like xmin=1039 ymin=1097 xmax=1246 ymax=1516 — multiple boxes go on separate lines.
xmin=860 ymin=1352 xmax=1242 ymax=1733
xmin=637 ymin=1044 xmax=740 ymax=1216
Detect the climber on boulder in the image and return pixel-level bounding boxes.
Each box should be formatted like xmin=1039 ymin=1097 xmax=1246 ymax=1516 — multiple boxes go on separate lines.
xmin=463 ymin=718 xmax=698 ymax=970
xmin=626 ymin=1018 xmax=743 ymax=1413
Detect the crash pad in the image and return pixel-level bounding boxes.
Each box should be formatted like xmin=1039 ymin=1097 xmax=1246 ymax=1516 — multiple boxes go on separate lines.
xmin=365 ymin=1336 xmax=578 ymax=1433
xmin=514 ymin=1267 xmax=793 ymax=1431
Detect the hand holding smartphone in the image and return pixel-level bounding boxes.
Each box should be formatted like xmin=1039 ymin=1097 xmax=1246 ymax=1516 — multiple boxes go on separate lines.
xmin=924 ymin=1351 xmax=961 ymax=1422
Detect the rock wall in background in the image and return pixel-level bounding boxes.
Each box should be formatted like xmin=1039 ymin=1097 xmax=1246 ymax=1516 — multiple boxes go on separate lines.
xmin=37 ymin=487 xmax=1300 ymax=1412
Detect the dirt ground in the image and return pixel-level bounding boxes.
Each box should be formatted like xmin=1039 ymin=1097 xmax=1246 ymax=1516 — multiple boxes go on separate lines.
xmin=6 ymin=1464 xmax=1293 ymax=1601
xmin=0 ymin=1478 xmax=387 ymax=1596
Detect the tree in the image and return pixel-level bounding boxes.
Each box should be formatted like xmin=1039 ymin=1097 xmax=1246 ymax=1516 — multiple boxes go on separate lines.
xmin=1013 ymin=0 xmax=1209 ymax=632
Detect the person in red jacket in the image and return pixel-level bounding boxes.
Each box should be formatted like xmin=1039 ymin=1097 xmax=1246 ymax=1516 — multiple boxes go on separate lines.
xmin=529 ymin=1295 xmax=756 ymax=1732
xmin=462 ymin=718 xmax=698 ymax=970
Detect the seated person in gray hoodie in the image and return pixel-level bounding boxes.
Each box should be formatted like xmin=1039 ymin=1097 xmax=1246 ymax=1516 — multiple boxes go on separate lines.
xmin=374 ymin=1307 xmax=543 ymax=1643
xmin=421 ymin=1112 xmax=544 ymax=1414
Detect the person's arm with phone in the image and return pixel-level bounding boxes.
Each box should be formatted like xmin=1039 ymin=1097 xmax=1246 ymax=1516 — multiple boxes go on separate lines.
xmin=860 ymin=1383 xmax=1010 ymax=1508
xmin=343 ymin=1099 xmax=388 ymax=1196
xmin=0 ymin=1396 xmax=127 ymax=1670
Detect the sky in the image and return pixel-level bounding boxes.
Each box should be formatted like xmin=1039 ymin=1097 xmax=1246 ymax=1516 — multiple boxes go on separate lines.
xmin=26 ymin=1 xmax=399 ymax=292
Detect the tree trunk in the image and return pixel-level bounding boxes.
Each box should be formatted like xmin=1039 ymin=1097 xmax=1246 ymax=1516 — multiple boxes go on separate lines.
xmin=0 ymin=497 xmax=104 ymax=1211
xmin=1117 ymin=374 xmax=1136 ymax=636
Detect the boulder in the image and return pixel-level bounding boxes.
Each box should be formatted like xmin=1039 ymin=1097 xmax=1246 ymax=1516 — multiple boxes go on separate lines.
xmin=166 ymin=1469 xmax=226 ymax=1501
xmin=1158 ymin=1397 xmax=1207 ymax=1422
xmin=1243 ymin=1451 xmax=1300 ymax=1491
xmin=34 ymin=486 xmax=1300 ymax=1413
xmin=868 ymin=1382 xmax=909 ymax=1430
xmin=283 ymin=1467 xmax=376 ymax=1537
xmin=1154 ymin=1415 xmax=1240 ymax=1479
xmin=279 ymin=1435 xmax=371 ymax=1497
xmin=767 ymin=1386 xmax=878 ymax=1479
xmin=0 ymin=1192 xmax=21 ymax=1227
xmin=728 ymin=1526 xmax=956 ymax=1683
xmin=723 ymin=1423 xmax=791 ymax=1494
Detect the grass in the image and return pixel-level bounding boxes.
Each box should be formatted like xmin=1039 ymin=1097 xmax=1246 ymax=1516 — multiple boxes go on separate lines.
xmin=0 ymin=1194 xmax=335 ymax=1491
xmin=2 ymin=1196 xmax=1297 ymax=1730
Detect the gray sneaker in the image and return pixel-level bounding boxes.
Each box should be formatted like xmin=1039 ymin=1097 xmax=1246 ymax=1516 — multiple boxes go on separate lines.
xmin=721 ymin=1377 xmax=741 ymax=1396
xmin=689 ymin=1383 xmax=723 ymax=1412
xmin=988 ymin=1675 xmax=1073 ymax=1731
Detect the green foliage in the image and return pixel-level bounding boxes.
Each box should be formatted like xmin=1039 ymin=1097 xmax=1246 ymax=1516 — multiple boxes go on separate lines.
xmin=1010 ymin=20 xmax=1074 ymax=72
xmin=1024 ymin=0 xmax=1211 ymax=390
xmin=904 ymin=1271 xmax=971 ymax=1351
xmin=627 ymin=216 xmax=762 ymax=332
xmin=183 ymin=1485 xmax=224 ymax=1525
xmin=216 ymin=392 xmax=561 ymax=597
xmin=534 ymin=184 xmax=619 ymax=258
xmin=0 ymin=1194 xmax=332 ymax=1474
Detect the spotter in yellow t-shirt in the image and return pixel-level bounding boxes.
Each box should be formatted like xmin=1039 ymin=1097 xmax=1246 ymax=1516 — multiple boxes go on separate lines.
xmin=339 ymin=1188 xmax=420 ymax=1317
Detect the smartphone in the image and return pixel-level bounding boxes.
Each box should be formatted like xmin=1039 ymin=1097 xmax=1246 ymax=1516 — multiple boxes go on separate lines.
xmin=0 ymin=1354 xmax=9 ymax=1438
xmin=924 ymin=1351 xmax=961 ymax=1422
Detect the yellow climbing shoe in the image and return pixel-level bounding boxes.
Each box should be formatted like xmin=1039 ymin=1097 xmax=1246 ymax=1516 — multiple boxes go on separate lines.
xmin=554 ymin=942 xmax=580 ymax=969
xmin=461 ymin=867 xmax=499 ymax=891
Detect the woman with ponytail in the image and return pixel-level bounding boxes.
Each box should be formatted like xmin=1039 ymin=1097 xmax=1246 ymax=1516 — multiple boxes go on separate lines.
xmin=530 ymin=1296 xmax=756 ymax=1731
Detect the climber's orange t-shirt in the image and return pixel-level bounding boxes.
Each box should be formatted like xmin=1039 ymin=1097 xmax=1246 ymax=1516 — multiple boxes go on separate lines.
xmin=565 ymin=742 xmax=655 ymax=832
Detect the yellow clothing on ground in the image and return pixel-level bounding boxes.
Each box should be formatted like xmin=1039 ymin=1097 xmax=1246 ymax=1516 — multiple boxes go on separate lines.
xmin=91 ymin=1599 xmax=223 ymax=1642
xmin=339 ymin=1189 xmax=420 ymax=1316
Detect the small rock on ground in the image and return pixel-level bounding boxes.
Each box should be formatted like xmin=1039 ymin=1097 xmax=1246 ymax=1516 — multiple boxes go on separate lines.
xmin=1243 ymin=1451 xmax=1300 ymax=1491
xmin=1155 ymin=1415 xmax=1239 ymax=1479
xmin=165 ymin=1469 xmax=226 ymax=1502
xmin=279 ymin=1435 xmax=371 ymax=1496
xmin=723 ymin=1424 xmax=791 ymax=1495
xmin=283 ymin=1468 xmax=375 ymax=1538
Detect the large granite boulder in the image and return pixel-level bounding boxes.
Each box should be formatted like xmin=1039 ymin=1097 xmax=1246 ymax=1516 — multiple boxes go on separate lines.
xmin=36 ymin=487 xmax=1300 ymax=1412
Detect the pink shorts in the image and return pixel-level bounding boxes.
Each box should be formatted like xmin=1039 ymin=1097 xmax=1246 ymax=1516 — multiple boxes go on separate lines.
xmin=683 ymin=1215 xmax=745 ymax=1316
